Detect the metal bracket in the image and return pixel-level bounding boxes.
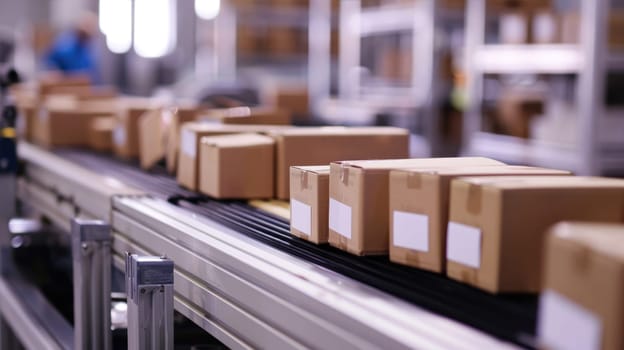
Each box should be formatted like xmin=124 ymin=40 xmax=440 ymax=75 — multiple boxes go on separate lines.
xmin=126 ymin=253 xmax=174 ymax=350
xmin=0 ymin=174 xmax=16 ymax=275
xmin=71 ymin=219 xmax=112 ymax=350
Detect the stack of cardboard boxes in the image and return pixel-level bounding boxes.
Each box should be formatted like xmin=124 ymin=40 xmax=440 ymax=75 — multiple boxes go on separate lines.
xmin=286 ymin=151 xmax=624 ymax=349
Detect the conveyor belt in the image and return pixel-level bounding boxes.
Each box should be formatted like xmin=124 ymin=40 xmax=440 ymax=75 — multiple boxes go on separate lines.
xmin=54 ymin=148 xmax=538 ymax=348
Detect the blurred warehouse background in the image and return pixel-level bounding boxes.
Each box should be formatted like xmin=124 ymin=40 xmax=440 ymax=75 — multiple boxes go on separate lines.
xmin=1 ymin=0 xmax=623 ymax=175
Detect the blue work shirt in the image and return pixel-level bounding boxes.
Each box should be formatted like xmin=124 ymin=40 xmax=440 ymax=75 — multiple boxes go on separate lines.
xmin=44 ymin=31 xmax=100 ymax=83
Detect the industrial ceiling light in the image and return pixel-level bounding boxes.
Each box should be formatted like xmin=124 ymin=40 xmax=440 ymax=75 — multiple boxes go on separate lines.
xmin=195 ymin=0 xmax=221 ymax=20
xmin=103 ymin=0 xmax=132 ymax=54
xmin=134 ymin=0 xmax=176 ymax=58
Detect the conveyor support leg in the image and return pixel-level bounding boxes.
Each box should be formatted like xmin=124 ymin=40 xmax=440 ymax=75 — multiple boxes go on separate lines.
xmin=72 ymin=218 xmax=112 ymax=350
xmin=125 ymin=253 xmax=174 ymax=350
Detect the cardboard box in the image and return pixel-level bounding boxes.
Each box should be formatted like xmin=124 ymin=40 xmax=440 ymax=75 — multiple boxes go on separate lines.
xmin=138 ymin=102 xmax=198 ymax=170
xmin=34 ymin=99 xmax=117 ymax=147
xmin=328 ymin=157 xmax=505 ymax=256
xmin=165 ymin=106 xmax=200 ymax=173
xmin=113 ymin=98 xmax=163 ymax=159
xmin=37 ymin=75 xmax=91 ymax=97
xmin=177 ymin=122 xmax=292 ymax=190
xmin=88 ymin=116 xmax=115 ymax=152
xmin=261 ymin=84 xmax=309 ymax=121
xmin=203 ymin=106 xmax=291 ymax=125
xmin=12 ymin=87 xmax=38 ymax=141
xmin=198 ymin=133 xmax=275 ymax=199
xmin=290 ymin=166 xmax=330 ymax=244
xmin=561 ymin=10 xmax=624 ymax=49
xmin=487 ymin=0 xmax=551 ymax=13
xmin=138 ymin=109 xmax=166 ymax=169
xmin=537 ymin=222 xmax=624 ymax=350
xmin=269 ymin=127 xmax=410 ymax=200
xmin=446 ymin=176 xmax=624 ymax=293
xmin=389 ymin=166 xmax=570 ymax=273
xmin=497 ymin=89 xmax=544 ymax=138
xmin=41 ymin=85 xmax=117 ymax=100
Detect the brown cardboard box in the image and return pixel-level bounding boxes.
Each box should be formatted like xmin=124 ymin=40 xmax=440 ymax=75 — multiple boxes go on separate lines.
xmin=113 ymin=98 xmax=163 ymax=159
xmin=389 ymin=166 xmax=571 ymax=273
xmin=165 ymin=109 xmax=200 ymax=174
xmin=37 ymin=75 xmax=91 ymax=97
xmin=561 ymin=10 xmax=624 ymax=49
xmin=267 ymin=27 xmax=302 ymax=56
xmin=328 ymin=157 xmax=505 ymax=256
xmin=198 ymin=133 xmax=275 ymax=199
xmin=34 ymin=99 xmax=117 ymax=147
xmin=290 ymin=166 xmax=330 ymax=244
xmin=537 ymin=222 xmax=624 ymax=350
xmin=261 ymin=84 xmax=309 ymax=121
xmin=269 ymin=127 xmax=410 ymax=200
xmin=446 ymin=176 xmax=624 ymax=294
xmin=487 ymin=0 xmax=551 ymax=12
xmin=377 ymin=48 xmax=412 ymax=83
xmin=137 ymin=102 xmax=198 ymax=170
xmin=88 ymin=116 xmax=115 ymax=152
xmin=40 ymin=85 xmax=117 ymax=100
xmin=177 ymin=122 xmax=292 ymax=190
xmin=11 ymin=86 xmax=38 ymax=141
xmin=497 ymin=89 xmax=544 ymax=138
xmin=203 ymin=106 xmax=291 ymax=125
xmin=138 ymin=109 xmax=166 ymax=170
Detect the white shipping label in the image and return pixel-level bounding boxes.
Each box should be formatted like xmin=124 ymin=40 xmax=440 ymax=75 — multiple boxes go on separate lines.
xmin=113 ymin=126 xmax=126 ymax=146
xmin=393 ymin=211 xmax=429 ymax=252
xmin=181 ymin=129 xmax=197 ymax=158
xmin=290 ymin=199 xmax=312 ymax=236
xmin=329 ymin=198 xmax=352 ymax=239
xmin=446 ymin=222 xmax=482 ymax=268
xmin=537 ymin=289 xmax=602 ymax=350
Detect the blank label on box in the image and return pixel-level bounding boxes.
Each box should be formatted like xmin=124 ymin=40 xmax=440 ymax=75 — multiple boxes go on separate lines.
xmin=181 ymin=129 xmax=197 ymax=158
xmin=446 ymin=221 xmax=482 ymax=268
xmin=113 ymin=126 xmax=125 ymax=146
xmin=537 ymin=289 xmax=602 ymax=350
xmin=393 ymin=211 xmax=429 ymax=252
xmin=291 ymin=199 xmax=311 ymax=236
xmin=329 ymin=198 xmax=352 ymax=239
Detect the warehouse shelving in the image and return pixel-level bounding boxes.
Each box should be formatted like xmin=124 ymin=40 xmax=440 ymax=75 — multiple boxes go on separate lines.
xmin=463 ymin=0 xmax=624 ymax=175
xmin=312 ymin=0 xmax=446 ymax=155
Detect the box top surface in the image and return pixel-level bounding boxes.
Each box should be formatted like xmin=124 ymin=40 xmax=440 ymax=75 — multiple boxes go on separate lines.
xmin=291 ymin=165 xmax=331 ymax=174
xmin=200 ymin=133 xmax=275 ymax=147
xmin=332 ymin=157 xmax=504 ymax=170
xmin=392 ymin=165 xmax=570 ymax=177
xmin=551 ymin=222 xmax=624 ymax=263
xmin=455 ymin=176 xmax=624 ymax=190
xmin=119 ymin=96 xmax=165 ymax=109
xmin=268 ymin=126 xmax=408 ymax=137
xmin=182 ymin=121 xmax=292 ymax=133
xmin=201 ymin=106 xmax=279 ymax=119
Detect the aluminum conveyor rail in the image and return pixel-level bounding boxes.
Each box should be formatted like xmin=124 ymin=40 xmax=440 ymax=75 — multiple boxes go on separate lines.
xmin=17 ymin=143 xmax=532 ymax=349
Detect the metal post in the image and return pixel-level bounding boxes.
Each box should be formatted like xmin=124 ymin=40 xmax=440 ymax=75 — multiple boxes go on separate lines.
xmin=577 ymin=0 xmax=607 ymax=175
xmin=463 ymin=0 xmax=486 ymax=149
xmin=72 ymin=219 xmax=112 ymax=350
xmin=308 ymin=0 xmax=332 ymax=116
xmin=0 ymin=175 xmax=14 ymax=275
xmin=126 ymin=254 xmax=174 ymax=350
xmin=338 ymin=0 xmax=361 ymax=100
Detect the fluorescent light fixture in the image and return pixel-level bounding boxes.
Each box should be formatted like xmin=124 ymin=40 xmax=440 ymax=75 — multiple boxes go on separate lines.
xmin=195 ymin=0 xmax=221 ymax=20
xmin=103 ymin=0 xmax=132 ymax=53
xmin=134 ymin=0 xmax=176 ymax=58
xmin=98 ymin=0 xmax=114 ymax=35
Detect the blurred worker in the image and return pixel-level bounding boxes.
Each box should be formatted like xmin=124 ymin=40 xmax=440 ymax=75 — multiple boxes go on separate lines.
xmin=44 ymin=12 xmax=100 ymax=83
